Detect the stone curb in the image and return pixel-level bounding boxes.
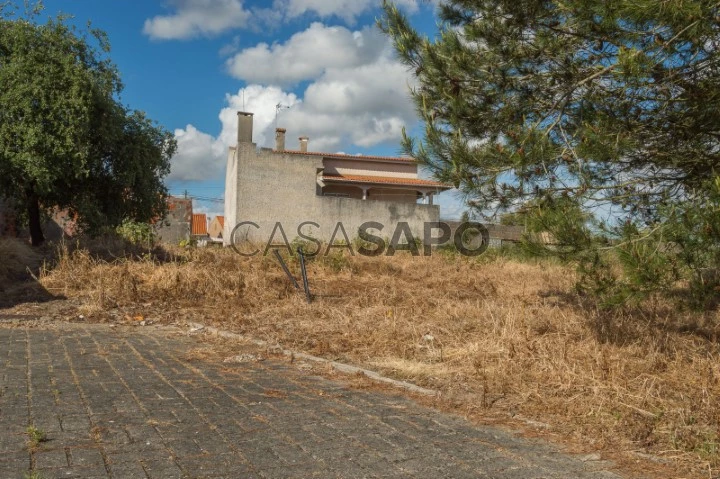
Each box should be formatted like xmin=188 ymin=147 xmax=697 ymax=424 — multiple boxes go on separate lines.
xmin=184 ymin=321 xmax=439 ymax=397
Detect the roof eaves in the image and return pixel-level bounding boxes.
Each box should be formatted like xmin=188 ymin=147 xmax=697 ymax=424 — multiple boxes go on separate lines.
xmin=280 ymin=150 xmax=417 ymax=163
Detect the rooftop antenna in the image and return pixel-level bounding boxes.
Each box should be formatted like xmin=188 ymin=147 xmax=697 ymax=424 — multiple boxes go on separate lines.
xmin=242 ymin=88 xmax=245 ymax=111
xmin=275 ymin=103 xmax=291 ymax=131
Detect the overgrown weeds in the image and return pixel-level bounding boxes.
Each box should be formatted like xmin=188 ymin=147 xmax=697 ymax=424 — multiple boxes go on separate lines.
xmin=37 ymin=242 xmax=720 ymax=475
xmin=26 ymin=425 xmax=47 ymax=449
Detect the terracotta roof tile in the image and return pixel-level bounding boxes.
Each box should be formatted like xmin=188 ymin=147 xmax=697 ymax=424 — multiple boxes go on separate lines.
xmin=192 ymin=213 xmax=208 ymax=236
xmin=321 ymin=174 xmax=452 ymax=189
xmin=280 ymin=150 xmax=417 ymax=163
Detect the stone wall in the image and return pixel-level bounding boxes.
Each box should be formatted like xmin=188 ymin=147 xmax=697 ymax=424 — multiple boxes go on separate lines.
xmin=444 ymin=221 xmax=526 ymax=248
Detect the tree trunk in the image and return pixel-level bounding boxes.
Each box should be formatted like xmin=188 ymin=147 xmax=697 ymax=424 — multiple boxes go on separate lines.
xmin=26 ymin=189 xmax=45 ymax=246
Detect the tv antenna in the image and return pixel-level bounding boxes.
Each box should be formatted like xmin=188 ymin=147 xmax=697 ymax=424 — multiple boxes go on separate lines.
xmin=275 ymin=103 xmax=291 ymax=130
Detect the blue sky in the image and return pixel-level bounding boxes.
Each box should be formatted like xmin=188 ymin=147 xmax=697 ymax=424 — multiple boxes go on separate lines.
xmin=40 ymin=0 xmax=464 ymax=219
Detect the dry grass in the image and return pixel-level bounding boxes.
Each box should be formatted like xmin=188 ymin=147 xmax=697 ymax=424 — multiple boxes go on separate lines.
xmin=38 ymin=244 xmax=720 ymax=476
xmin=0 ymin=238 xmax=40 ymax=286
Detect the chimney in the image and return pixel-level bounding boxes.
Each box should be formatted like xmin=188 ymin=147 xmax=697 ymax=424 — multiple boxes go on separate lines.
xmin=299 ymin=136 xmax=309 ymax=153
xmin=237 ymin=111 xmax=254 ymax=144
xmin=275 ymin=128 xmax=286 ymax=151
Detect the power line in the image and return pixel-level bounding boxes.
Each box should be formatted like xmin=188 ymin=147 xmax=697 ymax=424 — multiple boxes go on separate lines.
xmin=169 ymin=193 xmax=224 ymax=203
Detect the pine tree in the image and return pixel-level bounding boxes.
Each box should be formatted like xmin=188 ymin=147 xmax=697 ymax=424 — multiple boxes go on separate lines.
xmin=381 ymin=0 xmax=720 ymax=306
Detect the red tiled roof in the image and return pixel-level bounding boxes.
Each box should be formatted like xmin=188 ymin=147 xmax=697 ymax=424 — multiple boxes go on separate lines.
xmin=216 ymin=216 xmax=225 ymax=228
xmin=192 ymin=213 xmax=208 ymax=236
xmin=280 ymin=150 xmax=417 ymax=163
xmin=321 ymin=174 xmax=452 ymax=189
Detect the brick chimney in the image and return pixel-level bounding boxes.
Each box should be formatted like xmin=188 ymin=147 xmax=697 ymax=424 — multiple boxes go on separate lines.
xmin=275 ymin=128 xmax=286 ymax=151
xmin=237 ymin=111 xmax=254 ymax=144
xmin=299 ymin=136 xmax=309 ymax=153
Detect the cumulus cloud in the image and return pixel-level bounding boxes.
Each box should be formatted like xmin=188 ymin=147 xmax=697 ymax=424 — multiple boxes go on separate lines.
xmin=217 ymin=86 xmax=300 ymax=149
xmin=169 ymin=73 xmax=416 ymax=180
xmin=225 ymin=23 xmax=386 ymax=86
xmin=169 ymin=21 xmax=418 ymax=181
xmin=169 ymin=86 xmax=299 ymax=180
xmin=144 ymin=0 xmax=428 ymax=41
xmin=169 ymin=125 xmax=225 ymax=181
xmin=262 ymin=0 xmax=420 ymax=25
xmin=143 ymin=0 xmax=250 ymax=40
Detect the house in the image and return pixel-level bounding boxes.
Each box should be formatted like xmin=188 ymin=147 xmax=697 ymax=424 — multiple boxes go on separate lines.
xmin=208 ymin=216 xmax=224 ymax=242
xmin=191 ymin=213 xmax=208 ymax=238
xmin=0 ymin=199 xmax=76 ymax=241
xmin=155 ymin=196 xmax=193 ymax=244
xmin=224 ymin=112 xmax=452 ymax=246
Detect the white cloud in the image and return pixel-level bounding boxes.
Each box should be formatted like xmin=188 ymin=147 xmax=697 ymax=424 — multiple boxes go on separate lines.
xmin=193 ymin=202 xmax=224 ymax=221
xmin=169 ymin=125 xmax=226 ymax=181
xmin=225 ymin=23 xmax=386 ymax=86
xmin=169 ymin=21 xmax=419 ymax=181
xmin=217 ymin=85 xmax=300 ymax=149
xmin=264 ymin=0 xmax=420 ymax=25
xmin=143 ymin=0 xmax=250 ymax=40
xmin=144 ymin=0 xmax=428 ymax=41
xmin=169 ymin=86 xmax=299 ymax=181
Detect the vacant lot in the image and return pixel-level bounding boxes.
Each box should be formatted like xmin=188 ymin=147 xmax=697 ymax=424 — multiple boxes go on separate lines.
xmin=5 ymin=239 xmax=718 ymax=477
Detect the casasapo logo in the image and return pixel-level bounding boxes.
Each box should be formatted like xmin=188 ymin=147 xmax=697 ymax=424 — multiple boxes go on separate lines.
xmin=229 ymin=221 xmax=490 ymax=257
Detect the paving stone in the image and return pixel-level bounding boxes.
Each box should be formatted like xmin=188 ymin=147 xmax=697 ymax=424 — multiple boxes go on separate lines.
xmin=34 ymin=448 xmax=69 ymax=469
xmin=0 ymin=323 xmax=627 ymax=479
xmin=0 ymin=460 xmax=30 ymax=478
xmin=68 ymin=447 xmax=105 ymax=467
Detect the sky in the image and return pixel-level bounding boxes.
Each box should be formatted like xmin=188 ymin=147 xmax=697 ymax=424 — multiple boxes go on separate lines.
xmin=38 ymin=0 xmax=464 ymax=219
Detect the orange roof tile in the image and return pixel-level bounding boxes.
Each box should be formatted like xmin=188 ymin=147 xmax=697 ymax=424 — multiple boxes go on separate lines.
xmin=321 ymin=174 xmax=452 ymax=189
xmin=192 ymin=213 xmax=208 ymax=236
xmin=217 ymin=216 xmax=225 ymax=228
xmin=280 ymin=150 xmax=416 ymax=163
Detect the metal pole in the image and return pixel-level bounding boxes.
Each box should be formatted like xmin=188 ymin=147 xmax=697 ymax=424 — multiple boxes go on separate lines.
xmin=273 ymin=249 xmax=300 ymax=290
xmin=297 ymin=248 xmax=312 ymax=304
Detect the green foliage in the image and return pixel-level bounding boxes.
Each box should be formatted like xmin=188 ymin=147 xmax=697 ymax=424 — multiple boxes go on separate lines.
xmin=0 ymin=2 xmax=176 ymax=245
xmin=116 ymin=219 xmax=155 ymax=247
xmin=290 ymin=236 xmax=321 ymax=257
xmin=317 ymin=250 xmax=352 ymax=273
xmin=26 ymin=425 xmax=47 ymax=448
xmin=381 ymin=0 xmax=720 ymax=307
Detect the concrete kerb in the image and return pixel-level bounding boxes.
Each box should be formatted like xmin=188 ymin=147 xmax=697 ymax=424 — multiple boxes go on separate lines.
xmin=184 ymin=321 xmax=439 ymax=397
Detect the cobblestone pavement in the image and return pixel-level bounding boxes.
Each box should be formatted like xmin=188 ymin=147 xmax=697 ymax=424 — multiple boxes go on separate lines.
xmin=0 ymin=322 xmax=625 ymax=479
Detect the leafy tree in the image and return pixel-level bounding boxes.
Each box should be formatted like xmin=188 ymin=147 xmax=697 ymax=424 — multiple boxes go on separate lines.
xmin=0 ymin=3 xmax=176 ymax=245
xmin=381 ymin=0 xmax=720 ymax=305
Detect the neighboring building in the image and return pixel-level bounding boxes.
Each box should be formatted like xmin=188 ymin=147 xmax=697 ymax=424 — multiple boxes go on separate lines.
xmin=208 ymin=216 xmax=224 ymax=242
xmin=224 ymin=112 xmax=452 ymax=245
xmin=191 ymin=213 xmax=209 ymax=247
xmin=192 ymin=213 xmax=208 ymax=238
xmin=156 ymin=197 xmax=193 ymax=244
xmin=0 ymin=200 xmax=77 ymax=240
xmin=484 ymin=224 xmax=525 ymax=247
